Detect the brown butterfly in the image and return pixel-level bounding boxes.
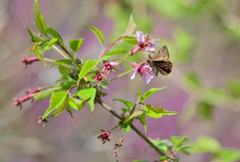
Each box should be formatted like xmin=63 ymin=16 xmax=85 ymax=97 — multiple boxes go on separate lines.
xmin=147 ymin=46 xmax=173 ymax=76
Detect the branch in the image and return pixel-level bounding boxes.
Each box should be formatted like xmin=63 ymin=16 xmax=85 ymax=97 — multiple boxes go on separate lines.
xmin=96 ymin=97 xmax=166 ymax=156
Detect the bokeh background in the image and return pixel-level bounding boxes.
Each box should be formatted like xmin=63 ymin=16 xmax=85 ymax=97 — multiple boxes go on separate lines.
xmin=1 ymin=0 xmax=240 ymax=161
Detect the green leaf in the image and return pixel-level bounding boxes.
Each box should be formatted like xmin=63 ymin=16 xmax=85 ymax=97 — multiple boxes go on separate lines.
xmin=68 ymin=97 xmax=90 ymax=110
xmin=146 ymin=138 xmax=171 ymax=152
xmin=123 ymin=37 xmax=138 ymax=45
xmin=50 ymin=59 xmax=72 ymax=68
xmin=78 ymin=60 xmax=100 ymax=81
xmin=44 ymin=38 xmax=58 ymax=50
xmin=171 ymin=136 xmax=188 ymax=147
xmin=193 ymin=136 xmax=221 ymax=153
xmin=32 ymin=88 xmax=59 ymax=100
xmin=113 ymin=98 xmax=133 ymax=109
xmin=59 ymin=81 xmax=77 ymax=90
xmin=59 ymin=64 xmax=70 ymax=78
xmin=105 ymin=49 xmax=127 ymax=56
xmin=46 ymin=99 xmax=66 ymax=118
xmin=46 ymin=26 xmax=64 ymax=46
xmin=228 ymin=80 xmax=240 ymax=98
xmin=124 ymin=109 xmax=144 ymax=124
xmin=198 ymin=101 xmax=214 ymax=120
xmin=34 ymin=43 xmax=46 ymax=66
xmin=25 ymin=27 xmax=45 ymax=42
xmin=124 ymin=125 xmax=131 ymax=132
xmin=217 ymin=148 xmax=240 ymax=162
xmin=140 ymin=111 xmax=147 ymax=133
xmin=69 ymin=39 xmax=84 ymax=52
xmin=76 ymin=88 xmax=97 ymax=111
xmin=34 ymin=0 xmax=47 ymax=36
xmin=84 ymin=23 xmax=104 ymax=45
xmin=175 ymin=145 xmax=195 ymax=152
xmin=145 ymin=105 xmax=178 ymax=118
xmin=124 ymin=12 xmax=137 ymax=36
xmin=66 ymin=102 xmax=73 ymax=120
xmin=140 ymin=87 xmax=167 ymax=102
xmin=42 ymin=91 xmax=68 ymax=119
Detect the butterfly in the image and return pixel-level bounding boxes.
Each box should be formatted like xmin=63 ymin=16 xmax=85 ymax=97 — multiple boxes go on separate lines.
xmin=147 ymin=46 xmax=173 ymax=76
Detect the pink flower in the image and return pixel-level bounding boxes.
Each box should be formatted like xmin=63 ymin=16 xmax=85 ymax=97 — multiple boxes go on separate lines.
xmin=131 ymin=64 xmax=155 ymax=84
xmin=103 ymin=62 xmax=119 ymax=72
xmin=97 ymin=129 xmax=111 ymax=144
xmin=114 ymin=138 xmax=123 ymax=157
xmin=13 ymin=88 xmax=41 ymax=110
xmin=21 ymin=56 xmax=40 ymax=68
xmin=94 ymin=71 xmax=105 ymax=82
xmin=130 ymin=31 xmax=159 ymax=55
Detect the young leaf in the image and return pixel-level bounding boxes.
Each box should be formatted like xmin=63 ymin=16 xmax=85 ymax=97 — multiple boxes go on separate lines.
xmin=46 ymin=99 xmax=66 ymax=118
xmin=84 ymin=23 xmax=104 ymax=45
xmin=44 ymin=38 xmax=58 ymax=50
xmin=25 ymin=27 xmax=45 ymax=42
xmin=140 ymin=111 xmax=147 ymax=133
xmin=34 ymin=43 xmax=46 ymax=66
xmin=171 ymin=136 xmax=188 ymax=147
xmin=105 ymin=49 xmax=127 ymax=56
xmin=145 ymin=105 xmax=178 ymax=118
xmin=124 ymin=109 xmax=144 ymax=124
xmin=34 ymin=0 xmax=47 ymax=36
xmin=140 ymin=87 xmax=167 ymax=102
xmin=68 ymin=97 xmax=90 ymax=110
xmin=32 ymin=88 xmax=60 ymax=100
xmin=78 ymin=60 xmax=99 ymax=81
xmin=42 ymin=91 xmax=68 ymax=119
xmin=66 ymin=102 xmax=73 ymax=120
xmin=46 ymin=26 xmax=64 ymax=46
xmin=175 ymin=145 xmax=195 ymax=152
xmin=59 ymin=81 xmax=77 ymax=90
xmin=50 ymin=59 xmax=72 ymax=68
xmin=59 ymin=64 xmax=71 ymax=79
xmin=69 ymin=39 xmax=84 ymax=52
xmin=76 ymin=88 xmax=97 ymax=111
xmin=113 ymin=98 xmax=133 ymax=109
xmin=124 ymin=12 xmax=137 ymax=36
xmin=124 ymin=125 xmax=131 ymax=132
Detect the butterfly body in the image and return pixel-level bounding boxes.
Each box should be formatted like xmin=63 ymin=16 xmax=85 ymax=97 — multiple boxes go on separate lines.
xmin=147 ymin=46 xmax=173 ymax=76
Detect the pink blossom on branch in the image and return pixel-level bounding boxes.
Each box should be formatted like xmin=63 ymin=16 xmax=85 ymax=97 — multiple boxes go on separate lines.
xmin=103 ymin=62 xmax=119 ymax=72
xmin=97 ymin=129 xmax=111 ymax=144
xmin=129 ymin=31 xmax=159 ymax=55
xmin=131 ymin=63 xmax=155 ymax=84
xmin=21 ymin=56 xmax=40 ymax=68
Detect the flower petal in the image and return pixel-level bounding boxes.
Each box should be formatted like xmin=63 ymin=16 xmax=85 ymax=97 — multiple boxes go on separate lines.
xmin=130 ymin=67 xmax=139 ymax=80
xmin=136 ymin=31 xmax=144 ymax=44
xmin=149 ymin=41 xmax=159 ymax=48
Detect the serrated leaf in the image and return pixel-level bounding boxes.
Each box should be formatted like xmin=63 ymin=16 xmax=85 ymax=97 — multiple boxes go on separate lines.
xmin=46 ymin=99 xmax=66 ymax=118
xmin=124 ymin=12 xmax=137 ymax=36
xmin=46 ymin=26 xmax=64 ymax=46
xmin=140 ymin=87 xmax=167 ymax=102
xmin=66 ymin=102 xmax=73 ymax=120
xmin=105 ymin=49 xmax=127 ymax=56
xmin=113 ymin=98 xmax=133 ymax=109
xmin=44 ymin=38 xmax=58 ymax=50
xmin=32 ymin=88 xmax=59 ymax=100
xmin=34 ymin=43 xmax=46 ymax=66
xmin=68 ymin=97 xmax=90 ymax=110
xmin=84 ymin=23 xmax=104 ymax=45
xmin=69 ymin=39 xmax=84 ymax=52
xmin=140 ymin=111 xmax=147 ymax=133
xmin=25 ymin=27 xmax=45 ymax=42
xmin=145 ymin=105 xmax=178 ymax=118
xmin=34 ymin=0 xmax=47 ymax=36
xmin=42 ymin=91 xmax=68 ymax=119
xmin=123 ymin=37 xmax=138 ymax=44
xmin=59 ymin=64 xmax=70 ymax=78
xmin=78 ymin=60 xmax=99 ymax=81
xmin=50 ymin=59 xmax=72 ymax=68
xmin=124 ymin=109 xmax=144 ymax=124
xmin=76 ymin=88 xmax=97 ymax=111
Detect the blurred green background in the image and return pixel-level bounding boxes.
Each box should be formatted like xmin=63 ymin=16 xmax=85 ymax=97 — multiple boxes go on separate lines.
xmin=1 ymin=0 xmax=240 ymax=161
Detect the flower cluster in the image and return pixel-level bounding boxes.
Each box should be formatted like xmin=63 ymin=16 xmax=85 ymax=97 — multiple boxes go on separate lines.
xmin=97 ymin=129 xmax=111 ymax=144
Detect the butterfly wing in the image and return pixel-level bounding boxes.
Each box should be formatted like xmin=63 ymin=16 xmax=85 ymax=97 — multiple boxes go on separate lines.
xmin=152 ymin=46 xmax=169 ymax=61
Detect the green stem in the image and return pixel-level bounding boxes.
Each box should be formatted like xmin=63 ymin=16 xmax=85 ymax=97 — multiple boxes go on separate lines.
xmin=44 ymin=58 xmax=55 ymax=62
xmin=130 ymin=96 xmax=140 ymax=115
xmin=52 ymin=45 xmax=68 ymax=59
xmin=107 ymin=68 xmax=135 ymax=83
